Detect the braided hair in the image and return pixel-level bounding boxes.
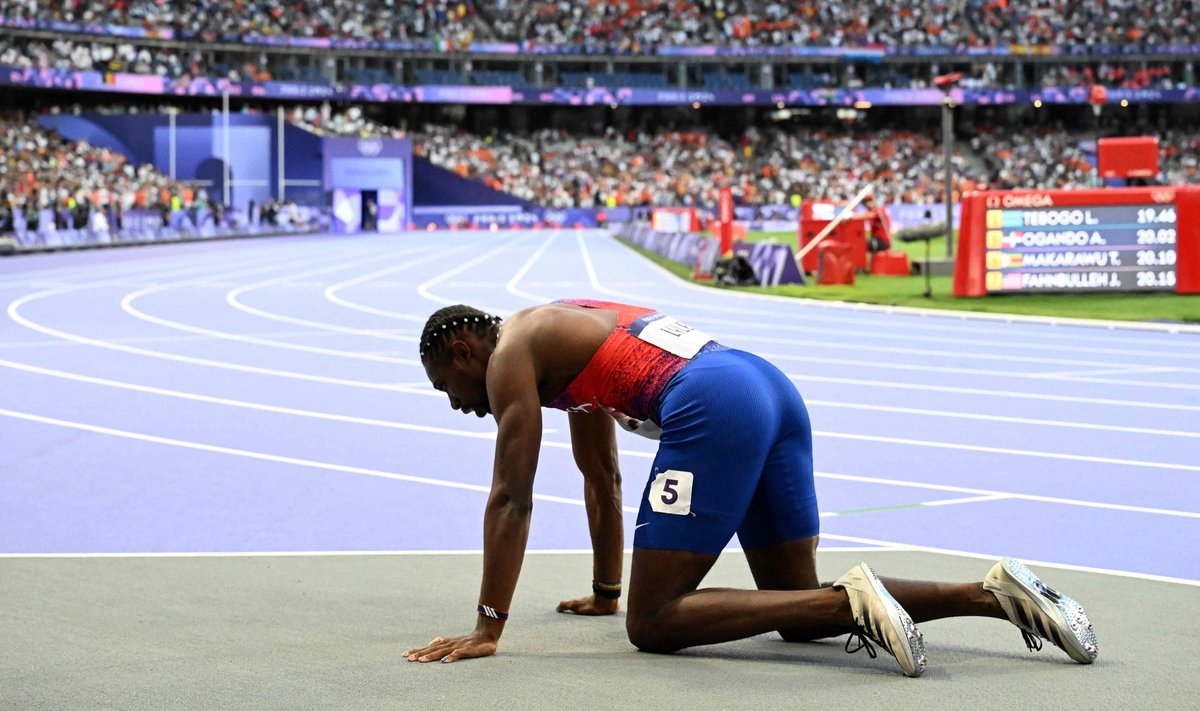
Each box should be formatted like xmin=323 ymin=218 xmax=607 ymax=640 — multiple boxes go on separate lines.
xmin=419 ymin=304 xmax=502 ymax=363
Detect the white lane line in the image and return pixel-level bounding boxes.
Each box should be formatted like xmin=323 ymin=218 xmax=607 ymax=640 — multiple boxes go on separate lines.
xmin=7 ymin=343 xmax=1190 ymax=475
xmin=1031 ymin=366 xmax=1182 ymax=379
xmin=506 ymin=232 xmax=559 ymax=303
xmin=762 ymin=348 xmax=1200 ymax=393
xmin=921 ymin=494 xmax=1012 ymax=507
xmin=0 ymin=328 xmax=379 ymax=350
xmin=1015 ymin=373 xmax=1200 ymax=391
xmin=7 ymin=344 xmax=1198 ymax=482
xmin=0 ymin=406 xmax=576 ymax=505
xmin=682 ymin=311 xmax=1200 ymax=362
xmin=0 ymin=250 xmax=240 ymax=286
xmin=0 ymin=357 xmax=500 ymax=440
xmin=738 ymin=332 xmax=1200 ymax=375
xmin=10 ymin=292 xmax=1198 ymax=471
xmin=322 ymin=254 xmax=482 ymax=321
xmin=5 ymin=246 xmax=420 ymax=390
xmin=579 ymin=232 xmax=1200 ymax=391
xmin=0 ymin=380 xmax=1194 ymax=520
xmin=417 ymin=236 xmax=530 ymax=310
xmin=812 ymin=470 xmax=1199 ymax=519
xmin=7 ymin=237 xmax=1195 ymax=478
xmin=803 ymin=399 xmax=1200 ymax=438
xmin=602 ymin=230 xmax=1200 ymax=338
xmin=2 ymin=247 xmax=562 ymax=394
xmin=817 ymin=494 xmax=1014 ymax=517
xmin=233 ymin=240 xmax=483 ymax=333
xmin=816 ymin=430 xmax=1200 ymax=473
xmin=5 ymin=343 xmax=1193 ymax=443
xmin=22 ymin=238 xmax=1182 ymax=415
xmin=1032 ymin=369 xmax=1180 ymax=379
xmin=120 ymin=256 xmax=419 ymax=365
xmin=0 ymin=355 xmax=544 ymax=442
xmin=818 ymin=533 xmax=1200 ymax=587
xmin=582 ymin=230 xmax=1200 ymax=404
xmin=7 ymin=298 xmax=405 ymax=391
xmin=8 ymin=344 xmax=1196 ymax=473
xmin=224 ymin=246 xmax=438 ymax=338
xmin=324 ymin=270 xmax=426 ymax=320
xmin=0 ymin=406 xmax=1194 ymax=586
xmin=441 ymin=281 xmax=508 ymax=288
xmin=787 ymin=373 xmax=1200 ymax=413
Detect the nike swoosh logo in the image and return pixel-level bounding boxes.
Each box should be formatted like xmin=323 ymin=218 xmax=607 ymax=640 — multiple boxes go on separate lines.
xmin=634 ymin=523 xmax=650 ymax=531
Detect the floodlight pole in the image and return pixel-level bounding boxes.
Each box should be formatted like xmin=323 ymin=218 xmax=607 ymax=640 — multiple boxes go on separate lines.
xmin=923 ymin=234 xmax=932 ymax=298
xmin=941 ymin=93 xmax=955 ymax=260
xmin=277 ymin=106 xmax=286 ymax=202
xmin=222 ymin=90 xmax=231 ymax=208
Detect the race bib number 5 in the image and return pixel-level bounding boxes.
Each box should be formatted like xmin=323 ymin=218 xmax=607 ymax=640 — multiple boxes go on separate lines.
xmin=649 ymin=470 xmax=693 ymax=516
xmin=631 ymin=314 xmax=711 ymax=359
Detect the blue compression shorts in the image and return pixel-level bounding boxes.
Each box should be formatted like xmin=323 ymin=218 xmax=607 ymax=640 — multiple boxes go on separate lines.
xmin=632 ymin=348 xmax=819 ymax=555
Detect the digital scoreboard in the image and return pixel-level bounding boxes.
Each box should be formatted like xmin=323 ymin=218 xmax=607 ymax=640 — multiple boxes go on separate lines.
xmin=954 ymin=187 xmax=1200 ymax=296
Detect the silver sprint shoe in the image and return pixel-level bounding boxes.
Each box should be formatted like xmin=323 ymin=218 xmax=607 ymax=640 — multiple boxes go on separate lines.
xmin=834 ymin=562 xmax=927 ymax=677
xmin=983 ymin=558 xmax=1098 ymax=664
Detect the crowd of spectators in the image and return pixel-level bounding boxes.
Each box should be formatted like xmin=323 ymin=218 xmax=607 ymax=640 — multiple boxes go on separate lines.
xmin=1040 ymin=63 xmax=1178 ymax=90
xmin=0 ymin=36 xmax=1186 ymax=94
xmin=1160 ymin=129 xmax=1200 ymax=185
xmin=406 ymin=122 xmax=1198 ymax=207
xmin=0 ymin=109 xmax=198 ymax=235
xmin=3 ymin=1 xmax=1195 ymax=91
xmin=462 ymin=0 xmax=1200 ymax=50
xmin=2 ymin=1 xmax=1197 ymax=48
xmin=284 ymin=104 xmax=1198 ymax=206
xmin=3 ymin=100 xmax=1197 ymax=239
xmin=970 ymin=126 xmax=1095 ymax=192
xmin=409 ymin=123 xmax=969 ymax=207
xmin=0 ymin=1 xmax=482 ymax=46
xmin=287 ymin=105 xmax=408 ymax=138
xmin=0 ymin=36 xmax=204 ymax=78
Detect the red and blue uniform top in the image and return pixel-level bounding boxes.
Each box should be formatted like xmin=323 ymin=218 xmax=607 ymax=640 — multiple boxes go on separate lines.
xmin=547 ymin=299 xmax=725 ymax=422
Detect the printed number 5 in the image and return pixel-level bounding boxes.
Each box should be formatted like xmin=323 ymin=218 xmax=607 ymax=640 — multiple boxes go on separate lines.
xmin=661 ymin=478 xmax=679 ymax=505
xmin=649 ymin=470 xmax=692 ymax=515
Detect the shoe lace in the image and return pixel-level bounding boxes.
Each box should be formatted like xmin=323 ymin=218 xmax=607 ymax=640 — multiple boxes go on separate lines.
xmin=844 ymin=631 xmax=878 ymax=659
xmin=1020 ymin=629 xmax=1044 ymax=653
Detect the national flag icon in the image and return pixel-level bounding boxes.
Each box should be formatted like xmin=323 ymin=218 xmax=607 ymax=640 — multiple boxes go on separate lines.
xmin=1003 ymin=253 xmax=1023 ymax=268
xmin=1003 ymin=230 xmax=1021 ymax=248
xmin=986 ymin=271 xmax=1003 ymax=291
xmin=986 ymin=230 xmax=1003 ymax=248
xmin=1002 ymin=212 xmax=1024 ymax=228
xmin=986 ymin=210 xmax=1003 ymax=228
xmin=986 ymin=251 xmax=1003 ymax=270
xmin=1003 ymin=273 xmax=1023 ymax=290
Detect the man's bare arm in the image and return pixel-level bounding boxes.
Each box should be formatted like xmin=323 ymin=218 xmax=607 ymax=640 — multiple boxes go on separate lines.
xmin=558 ymin=409 xmax=624 ymax=615
xmin=405 ymin=341 xmax=542 ymax=663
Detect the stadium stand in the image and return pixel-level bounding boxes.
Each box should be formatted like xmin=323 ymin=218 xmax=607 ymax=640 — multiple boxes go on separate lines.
xmin=1 ymin=2 xmax=1197 ymax=239
xmin=400 ymin=122 xmax=1194 ymax=207
xmin=0 ymin=0 xmax=483 ymax=43
xmin=3 ymin=1 xmax=1197 ymax=50
xmin=3 ymin=0 xmax=1196 ymax=92
xmin=0 ymin=109 xmax=196 ymax=220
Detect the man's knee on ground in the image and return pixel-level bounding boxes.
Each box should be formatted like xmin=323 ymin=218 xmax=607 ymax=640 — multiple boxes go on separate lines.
xmin=625 ymin=611 xmax=683 ymax=654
